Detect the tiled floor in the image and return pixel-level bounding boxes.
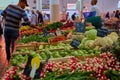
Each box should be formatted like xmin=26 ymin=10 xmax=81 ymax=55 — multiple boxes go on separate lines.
xmin=0 ymin=35 xmax=8 ymax=78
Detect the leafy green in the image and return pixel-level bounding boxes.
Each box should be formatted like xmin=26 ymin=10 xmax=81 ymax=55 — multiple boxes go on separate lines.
xmin=86 ymin=29 xmax=97 ymax=40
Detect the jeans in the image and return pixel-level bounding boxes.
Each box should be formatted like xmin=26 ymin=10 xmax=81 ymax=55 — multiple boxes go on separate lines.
xmin=4 ymin=27 xmax=19 ymax=61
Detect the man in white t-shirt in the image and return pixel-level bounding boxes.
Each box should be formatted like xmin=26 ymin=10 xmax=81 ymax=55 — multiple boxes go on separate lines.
xmin=31 ymin=10 xmax=37 ymax=26
xmin=91 ymin=0 xmax=100 ymax=16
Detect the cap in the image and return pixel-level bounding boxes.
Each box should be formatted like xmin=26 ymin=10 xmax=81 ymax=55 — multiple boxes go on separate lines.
xmin=19 ymin=0 xmax=29 ymax=6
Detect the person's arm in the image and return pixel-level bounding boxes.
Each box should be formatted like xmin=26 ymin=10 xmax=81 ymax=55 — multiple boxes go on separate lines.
xmin=1 ymin=9 xmax=7 ymax=18
xmin=1 ymin=5 xmax=10 ymax=27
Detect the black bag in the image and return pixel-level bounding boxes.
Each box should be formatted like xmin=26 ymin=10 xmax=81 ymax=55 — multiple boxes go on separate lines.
xmin=0 ymin=24 xmax=3 ymax=35
xmin=97 ymin=28 xmax=108 ymax=37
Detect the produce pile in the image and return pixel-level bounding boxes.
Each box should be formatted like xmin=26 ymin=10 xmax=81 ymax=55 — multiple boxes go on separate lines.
xmin=20 ymin=25 xmax=42 ymax=36
xmin=80 ymin=30 xmax=119 ymax=50
xmin=19 ymin=21 xmax=74 ymax=36
xmin=112 ymin=36 xmax=120 ymax=61
xmin=17 ymin=34 xmax=52 ymax=44
xmin=2 ymin=53 xmax=120 ymax=80
xmin=44 ymin=22 xmax=63 ymax=32
xmin=2 ymin=23 xmax=120 ymax=80
xmin=14 ymin=41 xmax=100 ymax=61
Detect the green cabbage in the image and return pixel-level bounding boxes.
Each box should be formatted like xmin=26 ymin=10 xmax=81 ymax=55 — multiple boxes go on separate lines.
xmin=81 ymin=38 xmax=89 ymax=44
xmin=86 ymin=29 xmax=97 ymax=40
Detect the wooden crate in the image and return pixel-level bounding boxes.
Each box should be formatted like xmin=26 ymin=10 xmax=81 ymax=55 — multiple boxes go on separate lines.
xmin=77 ymin=54 xmax=100 ymax=61
xmin=48 ymin=56 xmax=74 ymax=63
xmin=16 ymin=44 xmax=36 ymax=51
xmin=48 ymin=35 xmax=67 ymax=44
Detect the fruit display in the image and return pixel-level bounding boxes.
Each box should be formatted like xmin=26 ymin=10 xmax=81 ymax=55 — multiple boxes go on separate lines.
xmin=48 ymin=36 xmax=67 ymax=44
xmin=20 ymin=25 xmax=30 ymax=31
xmin=2 ymin=23 xmax=120 ymax=80
xmin=19 ymin=21 xmax=74 ymax=36
xmin=20 ymin=28 xmax=42 ymax=36
xmin=104 ymin=19 xmax=116 ymax=29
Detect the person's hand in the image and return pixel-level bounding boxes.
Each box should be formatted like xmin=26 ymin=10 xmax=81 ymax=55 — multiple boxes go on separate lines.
xmin=22 ymin=22 xmax=30 ymax=26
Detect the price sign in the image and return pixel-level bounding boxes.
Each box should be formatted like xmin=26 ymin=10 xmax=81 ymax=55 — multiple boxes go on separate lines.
xmin=70 ymin=39 xmax=80 ymax=49
xmin=23 ymin=55 xmax=50 ymax=79
xmin=75 ymin=22 xmax=85 ymax=32
xmin=43 ymin=30 xmax=48 ymax=36
xmin=30 ymin=56 xmax=41 ymax=78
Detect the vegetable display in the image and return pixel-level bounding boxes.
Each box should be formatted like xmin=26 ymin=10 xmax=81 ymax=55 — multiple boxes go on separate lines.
xmin=2 ymin=52 xmax=120 ymax=80
xmin=17 ymin=34 xmax=52 ymax=43
xmin=112 ymin=36 xmax=120 ymax=61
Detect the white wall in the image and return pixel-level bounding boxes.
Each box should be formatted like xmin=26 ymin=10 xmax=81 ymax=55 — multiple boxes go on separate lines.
xmin=84 ymin=0 xmax=119 ymax=13
xmin=27 ymin=0 xmax=119 ymax=13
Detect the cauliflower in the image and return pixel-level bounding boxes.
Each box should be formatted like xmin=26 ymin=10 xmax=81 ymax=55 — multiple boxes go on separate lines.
xmin=101 ymin=36 xmax=113 ymax=47
xmin=94 ymin=37 xmax=103 ymax=46
xmin=110 ymin=32 xmax=118 ymax=37
xmin=108 ymin=32 xmax=118 ymax=42
xmin=84 ymin=40 xmax=95 ymax=49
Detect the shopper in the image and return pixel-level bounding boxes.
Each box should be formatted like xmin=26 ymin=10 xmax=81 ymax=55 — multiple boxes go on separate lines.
xmin=43 ymin=13 xmax=49 ymax=21
xmin=31 ymin=10 xmax=37 ymax=26
xmin=90 ymin=0 xmax=100 ymax=16
xmin=115 ymin=10 xmax=120 ymax=19
xmin=66 ymin=12 xmax=69 ymax=20
xmin=105 ymin=12 xmax=110 ymax=19
xmin=111 ymin=11 xmax=116 ymax=17
xmin=36 ymin=10 xmax=43 ymax=24
xmin=71 ymin=13 xmax=76 ymax=21
xmin=1 ymin=0 xmax=30 ymax=63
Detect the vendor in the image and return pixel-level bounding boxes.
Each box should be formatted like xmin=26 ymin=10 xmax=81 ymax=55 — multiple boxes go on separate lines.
xmin=90 ymin=0 xmax=100 ymax=16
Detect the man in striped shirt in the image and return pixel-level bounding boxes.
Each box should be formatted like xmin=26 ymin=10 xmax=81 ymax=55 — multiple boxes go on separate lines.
xmin=1 ymin=0 xmax=30 ymax=63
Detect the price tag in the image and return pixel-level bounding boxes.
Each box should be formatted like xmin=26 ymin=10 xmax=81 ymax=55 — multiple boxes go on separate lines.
xmin=31 ymin=57 xmax=41 ymax=70
xmin=30 ymin=56 xmax=41 ymax=78
xmin=43 ymin=30 xmax=48 ymax=36
xmin=23 ymin=55 xmax=41 ymax=79
xmin=70 ymin=39 xmax=80 ymax=49
xmin=75 ymin=22 xmax=85 ymax=32
xmin=23 ymin=55 xmax=50 ymax=79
